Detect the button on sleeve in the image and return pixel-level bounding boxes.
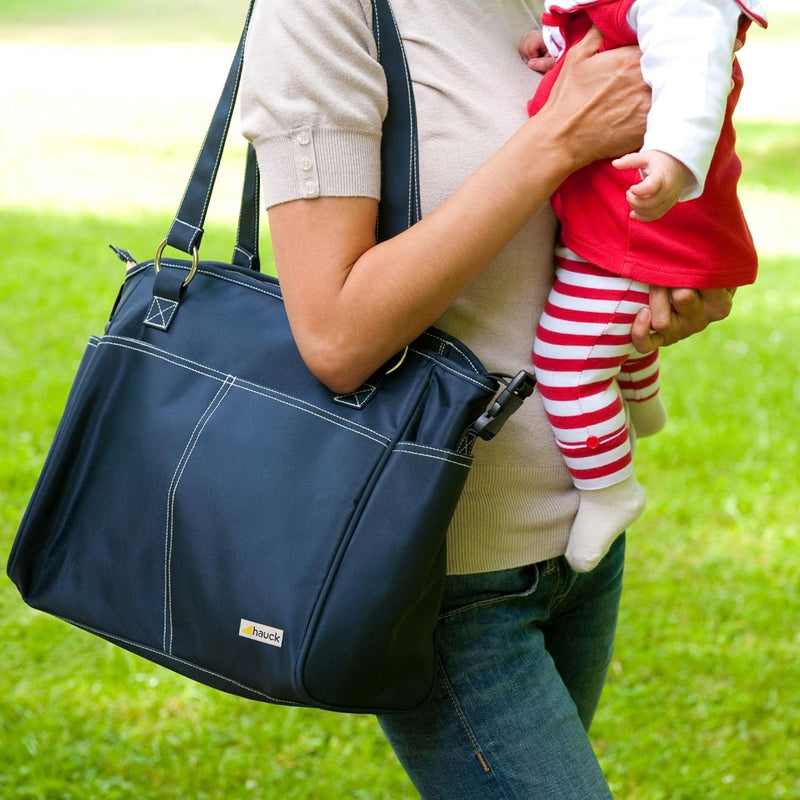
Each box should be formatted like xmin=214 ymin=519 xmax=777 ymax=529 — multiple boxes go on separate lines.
xmin=290 ymin=125 xmax=320 ymax=198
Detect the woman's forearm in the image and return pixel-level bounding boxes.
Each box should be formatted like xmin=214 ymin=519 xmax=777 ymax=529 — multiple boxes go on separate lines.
xmin=271 ymin=30 xmax=649 ymax=392
xmin=272 ymin=117 xmax=580 ymax=392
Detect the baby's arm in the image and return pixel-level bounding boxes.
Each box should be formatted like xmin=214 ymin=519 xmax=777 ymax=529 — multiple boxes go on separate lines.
xmin=612 ymin=149 xmax=694 ymax=221
xmin=622 ymin=0 xmax=743 ymax=203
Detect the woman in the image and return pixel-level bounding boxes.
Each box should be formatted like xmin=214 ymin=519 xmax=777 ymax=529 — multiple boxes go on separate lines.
xmin=241 ymin=2 xmax=733 ymax=796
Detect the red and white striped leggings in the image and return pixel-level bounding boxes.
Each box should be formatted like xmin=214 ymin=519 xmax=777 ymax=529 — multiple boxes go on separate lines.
xmin=532 ymin=254 xmax=660 ymax=490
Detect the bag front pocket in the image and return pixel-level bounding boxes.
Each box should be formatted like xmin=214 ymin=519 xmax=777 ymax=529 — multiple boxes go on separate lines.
xmin=164 ymin=374 xmax=390 ymax=702
xmin=301 ymin=441 xmax=473 ymax=712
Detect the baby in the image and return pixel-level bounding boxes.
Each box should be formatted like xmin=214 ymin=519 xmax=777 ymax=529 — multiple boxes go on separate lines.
xmin=521 ymin=0 xmax=767 ymax=571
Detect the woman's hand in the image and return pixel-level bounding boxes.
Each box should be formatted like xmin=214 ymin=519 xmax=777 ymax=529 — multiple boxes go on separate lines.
xmin=631 ymin=286 xmax=735 ymax=352
xmin=539 ymin=27 xmax=650 ymax=171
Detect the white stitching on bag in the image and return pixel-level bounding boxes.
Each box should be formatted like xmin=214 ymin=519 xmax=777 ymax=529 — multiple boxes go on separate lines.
xmin=60 ymin=615 xmax=300 ymax=705
xmin=164 ymin=376 xmax=235 ymax=653
xmin=97 ymin=336 xmax=391 ymax=445
xmin=144 ymin=296 xmax=179 ymax=330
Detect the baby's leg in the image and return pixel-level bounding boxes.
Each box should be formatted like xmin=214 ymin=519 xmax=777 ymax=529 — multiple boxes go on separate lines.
xmin=618 ymin=350 xmax=667 ymax=437
xmin=533 ymin=256 xmax=648 ymax=572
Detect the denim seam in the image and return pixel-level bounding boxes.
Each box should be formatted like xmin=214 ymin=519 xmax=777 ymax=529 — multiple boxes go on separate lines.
xmin=438 ymin=568 xmax=542 ymax=622
xmin=436 ymin=656 xmax=514 ymax=793
xmin=548 ymin=560 xmax=578 ymax=613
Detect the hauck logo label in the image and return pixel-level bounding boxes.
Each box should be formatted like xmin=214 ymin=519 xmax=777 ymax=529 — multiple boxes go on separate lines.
xmin=239 ymin=619 xmax=284 ymax=648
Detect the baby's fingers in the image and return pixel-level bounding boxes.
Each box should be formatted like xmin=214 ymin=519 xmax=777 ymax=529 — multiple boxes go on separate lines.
xmin=626 ymin=190 xmax=662 ymax=221
xmin=527 ymin=54 xmax=556 ymax=73
xmin=612 ymin=152 xmax=648 ymax=172
xmin=629 ymin=171 xmax=661 ymax=197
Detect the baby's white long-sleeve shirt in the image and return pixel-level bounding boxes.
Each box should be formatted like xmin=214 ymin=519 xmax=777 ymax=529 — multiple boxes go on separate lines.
xmin=631 ymin=0 xmax=741 ymax=199
xmin=543 ymin=0 xmax=767 ymax=199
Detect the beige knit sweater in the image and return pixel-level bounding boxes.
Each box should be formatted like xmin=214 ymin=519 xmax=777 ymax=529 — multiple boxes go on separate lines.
xmin=241 ymin=0 xmax=580 ymax=574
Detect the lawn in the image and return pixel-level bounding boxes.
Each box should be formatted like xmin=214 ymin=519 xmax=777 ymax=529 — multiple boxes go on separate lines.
xmin=1 ymin=4 xmax=799 ymax=799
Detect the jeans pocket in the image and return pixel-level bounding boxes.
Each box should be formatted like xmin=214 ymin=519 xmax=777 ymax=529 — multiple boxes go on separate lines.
xmin=438 ymin=562 xmax=542 ymax=620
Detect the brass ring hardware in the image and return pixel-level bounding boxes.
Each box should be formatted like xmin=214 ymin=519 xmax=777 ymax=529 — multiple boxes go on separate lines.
xmin=153 ymin=239 xmax=200 ymax=288
xmin=384 ymin=346 xmax=409 ymax=375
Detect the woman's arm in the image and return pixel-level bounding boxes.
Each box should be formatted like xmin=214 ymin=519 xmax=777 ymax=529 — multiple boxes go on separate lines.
xmin=269 ymin=29 xmax=650 ymax=392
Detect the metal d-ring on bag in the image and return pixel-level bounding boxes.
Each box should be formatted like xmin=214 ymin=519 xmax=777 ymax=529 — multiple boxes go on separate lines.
xmin=6 ymin=0 xmax=535 ymax=714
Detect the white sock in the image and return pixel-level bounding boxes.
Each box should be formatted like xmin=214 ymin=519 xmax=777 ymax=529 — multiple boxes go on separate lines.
xmin=628 ymin=395 xmax=667 ymax=438
xmin=565 ymin=475 xmax=647 ymax=572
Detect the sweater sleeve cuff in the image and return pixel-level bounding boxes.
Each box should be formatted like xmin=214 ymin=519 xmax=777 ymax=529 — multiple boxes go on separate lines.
xmin=252 ymin=125 xmax=382 ymax=209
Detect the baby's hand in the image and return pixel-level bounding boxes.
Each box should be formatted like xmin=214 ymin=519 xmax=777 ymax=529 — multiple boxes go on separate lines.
xmin=519 ymin=30 xmax=556 ymax=73
xmin=612 ymin=150 xmax=694 ymax=221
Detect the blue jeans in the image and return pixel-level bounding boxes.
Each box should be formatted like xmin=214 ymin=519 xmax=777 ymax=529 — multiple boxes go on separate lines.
xmin=377 ymin=535 xmax=625 ymax=799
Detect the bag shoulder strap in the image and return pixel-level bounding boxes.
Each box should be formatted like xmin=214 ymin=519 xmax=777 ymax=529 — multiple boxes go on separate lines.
xmin=162 ymin=0 xmax=421 ymax=263
xmin=373 ymin=0 xmax=421 ymax=241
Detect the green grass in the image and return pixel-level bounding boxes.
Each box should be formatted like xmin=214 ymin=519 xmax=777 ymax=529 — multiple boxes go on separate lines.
xmin=0 ymin=217 xmax=412 ymax=800
xmin=596 ymin=248 xmax=800 ymax=799
xmin=592 ymin=116 xmax=800 ymax=798
xmin=736 ymin=121 xmax=800 ymax=194
xmin=2 ymin=5 xmax=800 ymax=799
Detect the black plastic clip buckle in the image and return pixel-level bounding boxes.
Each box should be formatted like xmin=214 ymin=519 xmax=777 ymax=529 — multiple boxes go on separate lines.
xmin=472 ymin=370 xmax=536 ymax=441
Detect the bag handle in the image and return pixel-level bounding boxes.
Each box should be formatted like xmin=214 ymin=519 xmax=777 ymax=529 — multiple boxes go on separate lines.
xmin=159 ymin=0 xmax=421 ymax=267
xmin=372 ymin=0 xmax=421 ymax=241
xmin=231 ymin=142 xmax=260 ymax=270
